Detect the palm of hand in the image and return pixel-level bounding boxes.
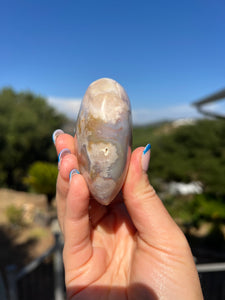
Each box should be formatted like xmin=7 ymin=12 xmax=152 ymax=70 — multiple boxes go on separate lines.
xmin=64 ymin=201 xmax=159 ymax=300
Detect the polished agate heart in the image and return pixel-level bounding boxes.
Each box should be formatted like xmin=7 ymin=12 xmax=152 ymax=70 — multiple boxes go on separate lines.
xmin=76 ymin=78 xmax=132 ymax=205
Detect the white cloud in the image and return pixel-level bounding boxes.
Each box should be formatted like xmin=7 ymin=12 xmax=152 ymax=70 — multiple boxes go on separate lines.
xmin=47 ymin=96 xmax=81 ymax=120
xmin=203 ymin=101 xmax=225 ymax=112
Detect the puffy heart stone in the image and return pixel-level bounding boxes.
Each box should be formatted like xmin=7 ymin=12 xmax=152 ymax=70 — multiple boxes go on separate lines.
xmin=76 ymin=78 xmax=132 ymax=205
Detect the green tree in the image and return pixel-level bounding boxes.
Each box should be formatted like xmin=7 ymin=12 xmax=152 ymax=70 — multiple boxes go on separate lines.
xmin=0 ymin=88 xmax=67 ymax=189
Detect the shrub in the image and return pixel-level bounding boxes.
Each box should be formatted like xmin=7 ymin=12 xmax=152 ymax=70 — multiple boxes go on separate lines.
xmin=24 ymin=161 xmax=58 ymax=207
xmin=6 ymin=205 xmax=25 ymax=227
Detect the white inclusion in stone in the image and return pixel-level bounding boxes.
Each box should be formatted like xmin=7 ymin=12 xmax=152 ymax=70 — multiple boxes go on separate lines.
xmin=87 ymin=93 xmax=128 ymax=124
xmin=88 ymin=143 xmax=118 ymax=177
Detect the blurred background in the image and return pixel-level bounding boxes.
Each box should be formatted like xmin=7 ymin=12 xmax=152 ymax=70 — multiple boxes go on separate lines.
xmin=0 ymin=1 xmax=225 ymax=299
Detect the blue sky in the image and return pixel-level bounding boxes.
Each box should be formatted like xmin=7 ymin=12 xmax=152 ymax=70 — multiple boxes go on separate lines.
xmin=1 ymin=0 xmax=225 ymax=124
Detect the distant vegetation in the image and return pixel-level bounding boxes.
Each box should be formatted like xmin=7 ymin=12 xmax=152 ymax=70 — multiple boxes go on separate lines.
xmin=0 ymin=88 xmax=66 ymax=190
xmin=5 ymin=204 xmax=25 ymax=227
xmin=133 ymin=119 xmax=225 ymax=199
xmin=24 ymin=162 xmax=58 ymax=207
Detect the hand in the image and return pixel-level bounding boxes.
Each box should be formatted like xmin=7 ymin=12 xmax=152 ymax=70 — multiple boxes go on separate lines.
xmin=53 ymin=130 xmax=203 ymax=300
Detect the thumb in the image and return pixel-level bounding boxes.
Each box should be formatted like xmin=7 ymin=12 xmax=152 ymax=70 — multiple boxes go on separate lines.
xmin=123 ymin=145 xmax=184 ymax=247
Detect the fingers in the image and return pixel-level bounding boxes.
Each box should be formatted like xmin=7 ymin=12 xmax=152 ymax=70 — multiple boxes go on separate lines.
xmin=53 ymin=130 xmax=94 ymax=271
xmin=53 ymin=129 xmax=78 ymax=231
xmin=53 ymin=129 xmax=77 ymax=155
xmin=56 ymin=152 xmax=79 ymax=231
xmin=63 ymin=171 xmax=93 ymax=270
xmin=123 ymin=145 xmax=185 ymax=248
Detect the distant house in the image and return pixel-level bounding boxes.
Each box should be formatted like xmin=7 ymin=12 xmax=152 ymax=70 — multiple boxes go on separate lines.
xmin=168 ymin=181 xmax=203 ymax=196
xmin=172 ymin=118 xmax=196 ymax=128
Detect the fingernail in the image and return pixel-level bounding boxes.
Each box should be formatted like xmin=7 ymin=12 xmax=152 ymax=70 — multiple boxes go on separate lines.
xmin=58 ymin=148 xmax=71 ymax=170
xmin=69 ymin=169 xmax=80 ymax=182
xmin=52 ymin=129 xmax=64 ymax=144
xmin=141 ymin=144 xmax=151 ymax=172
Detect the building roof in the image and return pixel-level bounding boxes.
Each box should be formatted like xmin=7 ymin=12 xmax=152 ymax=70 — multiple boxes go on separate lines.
xmin=192 ymin=88 xmax=225 ymax=119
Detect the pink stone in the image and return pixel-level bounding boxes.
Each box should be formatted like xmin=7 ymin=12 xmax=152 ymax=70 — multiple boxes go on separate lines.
xmin=76 ymin=78 xmax=132 ymax=205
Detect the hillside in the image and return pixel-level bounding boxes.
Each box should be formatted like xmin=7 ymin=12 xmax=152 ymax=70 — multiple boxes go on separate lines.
xmin=132 ymin=119 xmax=225 ymax=251
xmin=133 ymin=118 xmax=225 ymax=197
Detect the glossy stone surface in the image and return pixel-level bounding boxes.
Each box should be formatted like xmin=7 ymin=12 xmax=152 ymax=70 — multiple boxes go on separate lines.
xmin=76 ymin=78 xmax=132 ymax=205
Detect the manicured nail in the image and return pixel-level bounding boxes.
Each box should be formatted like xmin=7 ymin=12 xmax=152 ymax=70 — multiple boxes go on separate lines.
xmin=141 ymin=144 xmax=151 ymax=172
xmin=52 ymin=129 xmax=64 ymax=144
xmin=58 ymin=148 xmax=71 ymax=170
xmin=69 ymin=169 xmax=80 ymax=182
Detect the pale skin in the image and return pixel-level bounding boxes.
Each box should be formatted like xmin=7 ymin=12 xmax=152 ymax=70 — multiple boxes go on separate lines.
xmin=54 ymin=133 xmax=203 ymax=300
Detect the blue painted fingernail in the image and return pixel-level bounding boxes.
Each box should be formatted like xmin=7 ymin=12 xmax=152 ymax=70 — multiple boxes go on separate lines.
xmin=143 ymin=143 xmax=151 ymax=154
xmin=142 ymin=144 xmax=151 ymax=172
xmin=58 ymin=148 xmax=71 ymax=169
xmin=52 ymin=129 xmax=64 ymax=144
xmin=69 ymin=169 xmax=80 ymax=182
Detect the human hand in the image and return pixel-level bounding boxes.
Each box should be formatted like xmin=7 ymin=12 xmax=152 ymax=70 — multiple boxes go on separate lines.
xmin=53 ymin=130 xmax=203 ymax=300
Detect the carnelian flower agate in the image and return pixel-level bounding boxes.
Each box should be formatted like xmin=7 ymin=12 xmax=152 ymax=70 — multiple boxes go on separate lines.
xmin=76 ymin=78 xmax=132 ymax=205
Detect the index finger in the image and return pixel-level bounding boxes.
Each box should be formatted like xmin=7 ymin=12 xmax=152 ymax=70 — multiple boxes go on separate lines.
xmin=53 ymin=129 xmax=77 ymax=155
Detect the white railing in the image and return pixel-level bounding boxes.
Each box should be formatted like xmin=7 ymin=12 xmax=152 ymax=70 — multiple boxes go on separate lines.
xmin=197 ymin=262 xmax=225 ymax=273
